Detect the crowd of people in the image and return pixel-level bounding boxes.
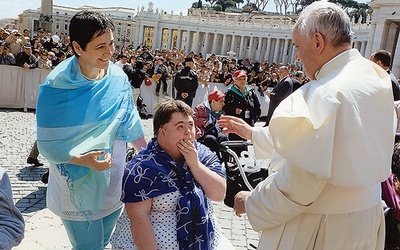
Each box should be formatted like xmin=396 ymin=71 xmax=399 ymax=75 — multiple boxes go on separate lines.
xmin=2 ymin=1 xmax=400 ymax=249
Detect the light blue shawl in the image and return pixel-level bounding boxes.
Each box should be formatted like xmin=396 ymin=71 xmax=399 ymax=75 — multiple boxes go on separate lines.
xmin=36 ymin=56 xmax=144 ymax=218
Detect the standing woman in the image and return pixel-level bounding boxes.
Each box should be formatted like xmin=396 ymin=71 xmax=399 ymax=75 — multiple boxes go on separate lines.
xmin=36 ymin=10 xmax=147 ymax=250
xmin=223 ymin=70 xmax=261 ymax=151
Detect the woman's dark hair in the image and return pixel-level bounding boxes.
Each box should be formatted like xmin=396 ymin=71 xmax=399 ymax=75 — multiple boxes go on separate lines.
xmin=153 ymin=98 xmax=193 ymax=137
xmin=69 ymin=10 xmax=115 ymax=56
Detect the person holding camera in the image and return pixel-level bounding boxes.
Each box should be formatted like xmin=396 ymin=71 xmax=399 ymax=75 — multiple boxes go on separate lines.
xmin=4 ymin=30 xmax=27 ymax=56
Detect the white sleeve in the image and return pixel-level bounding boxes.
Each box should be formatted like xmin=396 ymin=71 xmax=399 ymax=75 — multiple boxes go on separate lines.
xmin=252 ymin=127 xmax=274 ymax=159
xmin=245 ymin=163 xmax=326 ymax=231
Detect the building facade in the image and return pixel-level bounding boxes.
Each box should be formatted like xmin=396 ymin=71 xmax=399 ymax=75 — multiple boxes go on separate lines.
xmin=10 ymin=1 xmax=399 ymax=75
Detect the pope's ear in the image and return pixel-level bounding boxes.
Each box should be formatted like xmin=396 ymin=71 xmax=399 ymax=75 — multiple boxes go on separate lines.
xmin=314 ymin=32 xmax=325 ymax=54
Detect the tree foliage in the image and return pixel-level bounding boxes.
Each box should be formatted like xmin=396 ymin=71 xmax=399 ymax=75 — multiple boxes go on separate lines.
xmin=193 ymin=0 xmax=372 ymax=20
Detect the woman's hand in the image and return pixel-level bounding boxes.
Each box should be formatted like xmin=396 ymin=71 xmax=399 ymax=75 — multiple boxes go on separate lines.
xmin=177 ymin=139 xmax=199 ymax=168
xmin=177 ymin=139 xmax=226 ymax=201
xmin=217 ymin=115 xmax=253 ymax=140
xmin=68 ymin=151 xmax=111 ymax=171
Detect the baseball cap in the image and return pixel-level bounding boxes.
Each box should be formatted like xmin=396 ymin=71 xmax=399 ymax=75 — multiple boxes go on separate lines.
xmin=23 ymin=43 xmax=32 ymax=49
xmin=37 ymin=27 xmax=45 ymax=32
xmin=208 ymin=90 xmax=225 ymax=102
xmin=233 ymin=70 xmax=247 ymax=78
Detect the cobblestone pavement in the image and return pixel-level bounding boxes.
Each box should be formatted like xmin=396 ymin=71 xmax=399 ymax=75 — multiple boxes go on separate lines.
xmin=0 ymin=108 xmax=259 ymax=249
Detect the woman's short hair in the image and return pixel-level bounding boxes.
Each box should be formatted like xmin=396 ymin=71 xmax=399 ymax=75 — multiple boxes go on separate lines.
xmin=153 ymin=98 xmax=193 ymax=137
xmin=294 ymin=1 xmax=352 ymax=47
xmin=69 ymin=10 xmax=115 ymax=56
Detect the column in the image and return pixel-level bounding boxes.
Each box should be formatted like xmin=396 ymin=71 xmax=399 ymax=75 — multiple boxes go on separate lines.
xmin=239 ymin=35 xmax=246 ymax=59
xmin=203 ymin=32 xmax=210 ymax=56
xmin=290 ymin=44 xmax=296 ymax=64
xmin=153 ymin=25 xmax=161 ymax=49
xmin=282 ymin=39 xmax=289 ymax=63
xmin=230 ymin=35 xmax=236 ymax=53
xmin=273 ymin=38 xmax=280 ymax=62
xmin=365 ymin=20 xmax=377 ymax=57
xmin=248 ymin=36 xmax=254 ymax=61
xmin=256 ymin=37 xmax=263 ymax=62
xmin=176 ymin=29 xmax=182 ymax=50
xmin=186 ymin=30 xmax=193 ymax=52
xmin=211 ymin=33 xmax=218 ymax=54
xmin=134 ymin=24 xmax=140 ymax=47
xmin=194 ymin=31 xmax=200 ymax=54
xmin=220 ymin=34 xmax=228 ymax=55
xmin=369 ymin=19 xmax=386 ymax=55
xmin=167 ymin=28 xmax=173 ymax=50
xmin=137 ymin=24 xmax=144 ymax=48
xmin=264 ymin=37 xmax=271 ymax=63
xmin=392 ymin=35 xmax=400 ymax=77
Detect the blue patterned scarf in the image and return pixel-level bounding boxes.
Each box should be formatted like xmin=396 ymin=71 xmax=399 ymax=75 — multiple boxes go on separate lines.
xmin=122 ymin=138 xmax=225 ymax=249
xmin=36 ymin=56 xmax=144 ymax=218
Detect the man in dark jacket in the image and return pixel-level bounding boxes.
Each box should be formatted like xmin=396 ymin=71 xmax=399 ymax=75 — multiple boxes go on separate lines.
xmin=370 ymin=49 xmax=400 ymax=101
xmin=264 ymin=66 xmax=293 ymax=126
xmin=174 ymin=57 xmax=199 ymax=107
xmin=15 ymin=44 xmax=37 ymax=69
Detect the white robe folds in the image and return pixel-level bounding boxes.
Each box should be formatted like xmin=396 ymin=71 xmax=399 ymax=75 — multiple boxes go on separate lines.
xmin=247 ymin=49 xmax=396 ymax=249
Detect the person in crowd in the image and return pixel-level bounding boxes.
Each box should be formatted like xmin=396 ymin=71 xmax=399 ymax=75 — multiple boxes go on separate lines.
xmin=174 ymin=57 xmax=199 ymax=107
xmin=34 ymin=27 xmax=47 ymax=44
xmin=55 ymin=51 xmax=66 ymax=64
xmin=36 ymin=10 xmax=147 ymax=250
xmin=291 ymin=70 xmax=304 ymax=92
xmin=0 ymin=166 xmax=25 ymax=250
xmin=370 ymin=49 xmax=400 ymax=101
xmin=249 ymin=70 xmax=267 ymax=97
xmin=144 ymin=60 xmax=154 ymax=77
xmin=42 ymin=34 xmax=61 ymax=55
xmin=32 ymin=48 xmax=40 ymax=59
xmin=197 ymin=63 xmax=211 ymax=87
xmin=114 ymin=54 xmax=129 ymax=69
xmin=263 ymin=66 xmax=293 ymax=126
xmin=381 ymin=142 xmax=400 ymax=248
xmin=47 ymin=51 xmax=60 ymax=68
xmin=218 ymin=2 xmax=395 ymax=249
xmin=15 ymin=43 xmax=38 ymax=69
xmin=218 ymin=66 xmax=232 ymax=85
xmin=5 ymin=29 xmax=27 ymax=56
xmin=223 ymin=69 xmax=260 ymax=153
xmin=123 ymin=60 xmax=146 ymax=105
xmin=26 ymin=140 xmax=44 ymax=167
xmin=169 ymin=47 xmax=184 ymax=66
xmin=138 ymin=46 xmax=153 ymax=61
xmin=22 ymin=28 xmax=30 ymax=40
xmin=193 ymin=90 xmax=228 ymax=160
xmin=37 ymin=49 xmax=52 ymax=69
xmin=154 ymin=57 xmax=169 ymax=97
xmin=111 ymin=98 xmax=233 ymax=250
xmin=0 ymin=43 xmax=16 ymax=65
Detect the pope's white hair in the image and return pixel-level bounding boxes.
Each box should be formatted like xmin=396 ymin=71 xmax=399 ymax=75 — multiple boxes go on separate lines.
xmin=294 ymin=1 xmax=353 ymax=47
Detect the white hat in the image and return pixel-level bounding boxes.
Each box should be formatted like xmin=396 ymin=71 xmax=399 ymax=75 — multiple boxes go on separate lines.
xmin=52 ymin=35 xmax=60 ymax=43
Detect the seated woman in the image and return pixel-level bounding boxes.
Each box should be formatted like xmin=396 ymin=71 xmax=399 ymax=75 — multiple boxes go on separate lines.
xmin=111 ymin=98 xmax=234 ymax=250
xmin=193 ymin=90 xmax=228 ymax=160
